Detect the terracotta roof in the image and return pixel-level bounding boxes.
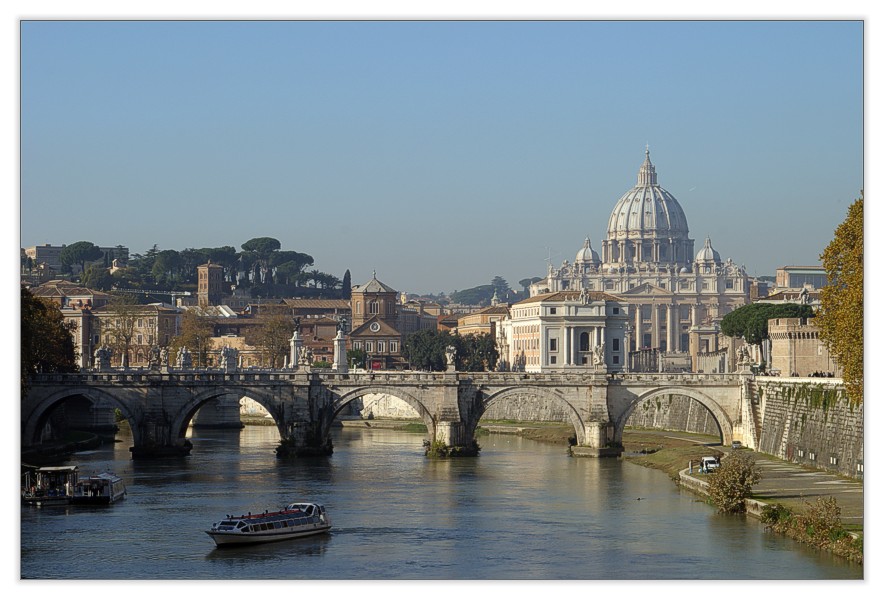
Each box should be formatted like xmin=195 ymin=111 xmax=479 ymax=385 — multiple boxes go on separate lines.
xmin=282 ymin=299 xmax=350 ymax=309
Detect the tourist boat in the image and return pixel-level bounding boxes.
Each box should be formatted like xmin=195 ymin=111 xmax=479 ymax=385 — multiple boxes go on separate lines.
xmin=71 ymin=472 xmax=127 ymax=505
xmin=206 ymin=502 xmax=331 ymax=547
xmin=21 ymin=465 xmax=78 ymax=506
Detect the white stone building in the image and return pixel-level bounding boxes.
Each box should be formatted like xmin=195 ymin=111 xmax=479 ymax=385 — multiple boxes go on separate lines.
xmin=530 ymin=149 xmax=750 ymax=355
xmin=496 ymin=290 xmax=629 ymax=373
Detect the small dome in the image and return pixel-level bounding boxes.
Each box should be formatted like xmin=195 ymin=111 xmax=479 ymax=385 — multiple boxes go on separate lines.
xmin=679 ymin=266 xmax=690 ymax=274
xmin=695 ymin=237 xmax=721 ymax=264
xmin=575 ymin=237 xmax=600 ymax=265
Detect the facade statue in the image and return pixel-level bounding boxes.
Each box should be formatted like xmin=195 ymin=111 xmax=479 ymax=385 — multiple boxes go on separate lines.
xmin=159 ymin=346 xmax=169 ymax=367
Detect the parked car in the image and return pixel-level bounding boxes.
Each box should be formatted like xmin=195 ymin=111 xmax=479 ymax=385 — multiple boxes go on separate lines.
xmin=731 ymin=440 xmax=743 ymax=449
xmin=700 ymin=456 xmax=720 ymax=473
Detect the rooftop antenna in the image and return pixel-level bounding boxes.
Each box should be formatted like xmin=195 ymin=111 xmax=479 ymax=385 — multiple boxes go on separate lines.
xmin=543 ymin=246 xmax=560 ymax=267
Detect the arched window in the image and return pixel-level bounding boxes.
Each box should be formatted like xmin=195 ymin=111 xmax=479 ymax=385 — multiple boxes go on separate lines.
xmin=580 ymin=332 xmax=590 ymax=352
xmin=369 ymin=301 xmax=379 ymax=314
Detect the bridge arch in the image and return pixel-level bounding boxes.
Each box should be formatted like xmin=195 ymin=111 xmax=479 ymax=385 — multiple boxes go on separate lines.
xmin=332 ymin=386 xmax=437 ymax=437
xmin=612 ymin=386 xmax=733 ymax=445
xmin=22 ymin=387 xmax=140 ymax=447
xmin=477 ymin=386 xmax=587 ymax=445
xmin=173 ymin=388 xmax=287 ymax=442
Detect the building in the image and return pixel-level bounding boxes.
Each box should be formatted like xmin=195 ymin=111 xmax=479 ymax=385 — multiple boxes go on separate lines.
xmin=768 ymin=317 xmax=841 ymax=377
xmin=23 ymin=244 xmax=129 ymax=274
xmin=197 ymin=262 xmax=225 ymax=307
xmin=775 ymin=266 xmax=828 ymax=291
xmin=455 ymin=294 xmax=511 ymax=337
xmin=496 ymin=289 xmax=629 ymax=373
xmin=530 ymin=149 xmax=750 ymax=357
xmin=348 ymin=272 xmax=435 ymax=369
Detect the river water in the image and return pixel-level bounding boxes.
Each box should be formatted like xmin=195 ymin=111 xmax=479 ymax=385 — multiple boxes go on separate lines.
xmin=20 ymin=425 xmax=861 ymax=580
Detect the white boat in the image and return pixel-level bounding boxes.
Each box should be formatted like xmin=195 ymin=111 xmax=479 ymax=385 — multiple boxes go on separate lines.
xmin=206 ymin=502 xmax=331 ymax=547
xmin=21 ymin=465 xmax=78 ymax=506
xmin=71 ymin=472 xmax=127 ymax=505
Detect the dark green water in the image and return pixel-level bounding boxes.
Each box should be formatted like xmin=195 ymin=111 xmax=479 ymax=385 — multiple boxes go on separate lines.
xmin=20 ymin=425 xmax=862 ymax=579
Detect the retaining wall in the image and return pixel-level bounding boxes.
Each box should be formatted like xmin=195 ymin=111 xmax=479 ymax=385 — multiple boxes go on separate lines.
xmin=754 ymin=378 xmax=863 ymax=479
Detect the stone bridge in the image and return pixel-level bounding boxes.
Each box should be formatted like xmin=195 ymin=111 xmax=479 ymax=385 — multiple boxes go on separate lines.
xmin=22 ymin=369 xmax=753 ymax=458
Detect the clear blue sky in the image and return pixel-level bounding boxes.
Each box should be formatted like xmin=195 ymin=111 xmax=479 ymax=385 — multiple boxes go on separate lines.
xmin=20 ymin=20 xmax=862 ymax=294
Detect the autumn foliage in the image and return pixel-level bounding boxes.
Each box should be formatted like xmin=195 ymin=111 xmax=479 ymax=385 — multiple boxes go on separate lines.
xmin=706 ymin=451 xmax=761 ymax=513
xmin=817 ymin=192 xmax=863 ymax=404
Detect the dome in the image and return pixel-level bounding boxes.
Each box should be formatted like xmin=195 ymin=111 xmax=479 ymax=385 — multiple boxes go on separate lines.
xmin=575 ymin=238 xmax=600 ymax=265
xmin=605 ymin=148 xmax=690 ymax=241
xmin=695 ymin=237 xmax=721 ymax=263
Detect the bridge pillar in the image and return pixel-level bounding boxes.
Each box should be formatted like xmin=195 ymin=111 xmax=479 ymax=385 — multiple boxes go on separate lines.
xmin=572 ymin=421 xmax=621 ymax=458
xmin=276 ymin=420 xmax=333 ymax=458
xmin=130 ymin=414 xmax=192 ymax=459
xmin=425 ymin=421 xmax=480 ymax=457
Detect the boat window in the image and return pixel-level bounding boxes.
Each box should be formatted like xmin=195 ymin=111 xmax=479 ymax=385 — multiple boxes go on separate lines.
xmin=220 ymin=521 xmax=236 ymax=527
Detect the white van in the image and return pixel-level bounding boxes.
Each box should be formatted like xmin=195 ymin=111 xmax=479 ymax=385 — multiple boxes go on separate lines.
xmin=700 ymin=456 xmax=720 ymax=473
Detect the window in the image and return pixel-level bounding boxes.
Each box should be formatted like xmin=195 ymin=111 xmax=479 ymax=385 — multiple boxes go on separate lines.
xmin=612 ymin=307 xmax=619 ymax=314
xmin=390 ymin=341 xmax=398 ymax=353
xmin=550 ymin=307 xmax=557 ymax=315
xmin=377 ymin=341 xmax=385 ymax=353
xmin=137 ymin=319 xmax=143 ymax=328
xmin=613 ymin=355 xmax=619 ymax=364
xmin=612 ymin=338 xmax=620 ymax=352
xmin=369 ymin=301 xmax=379 ymax=314
xmin=550 ymin=356 xmax=557 ymax=364
xmin=366 ymin=342 xmax=373 ymax=352
xmin=726 ymin=279 xmax=734 ymax=289
xmin=579 ymin=332 xmax=590 ymax=352
xmin=549 ymin=338 xmax=557 ymax=351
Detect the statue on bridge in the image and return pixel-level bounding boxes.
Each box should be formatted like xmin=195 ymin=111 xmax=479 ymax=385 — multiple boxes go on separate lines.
xmin=148 ymin=345 xmax=161 ymax=371
xmin=93 ymin=345 xmax=113 ymax=372
xmin=219 ymin=345 xmax=239 ymax=372
xmin=445 ymin=345 xmax=457 ymax=372
xmin=177 ymin=346 xmax=193 ymax=369
xmin=160 ymin=346 xmax=169 ymax=368
xmin=592 ymin=343 xmax=606 ymax=366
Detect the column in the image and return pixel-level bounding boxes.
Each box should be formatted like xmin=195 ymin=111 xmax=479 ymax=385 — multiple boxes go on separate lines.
xmin=650 ymin=305 xmax=657 ymax=350
xmin=667 ymin=304 xmax=676 ymax=351
xmin=633 ymin=303 xmax=642 ymax=349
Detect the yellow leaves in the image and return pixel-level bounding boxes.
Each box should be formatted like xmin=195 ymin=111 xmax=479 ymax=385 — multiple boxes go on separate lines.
xmin=817 ymin=191 xmax=863 ymax=404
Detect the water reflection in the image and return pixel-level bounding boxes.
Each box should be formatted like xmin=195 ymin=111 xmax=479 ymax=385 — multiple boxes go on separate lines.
xmin=20 ymin=424 xmax=862 ymax=580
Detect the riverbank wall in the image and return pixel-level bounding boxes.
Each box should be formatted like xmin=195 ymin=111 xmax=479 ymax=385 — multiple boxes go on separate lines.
xmin=753 ymin=377 xmax=863 ymax=479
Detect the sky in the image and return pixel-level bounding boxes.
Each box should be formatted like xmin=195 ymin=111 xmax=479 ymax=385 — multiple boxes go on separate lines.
xmin=17 ymin=18 xmax=864 ymax=295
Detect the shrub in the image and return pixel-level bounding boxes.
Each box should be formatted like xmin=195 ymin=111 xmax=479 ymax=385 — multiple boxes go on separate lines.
xmin=707 ymin=452 xmax=761 ymax=513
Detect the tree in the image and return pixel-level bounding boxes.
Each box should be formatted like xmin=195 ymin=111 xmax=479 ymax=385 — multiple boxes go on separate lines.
xmin=720 ymin=303 xmax=814 ymax=345
xmin=81 ymin=265 xmax=115 ymax=291
xmin=104 ymin=294 xmax=142 ymax=368
xmin=59 ymin=241 xmax=103 ymax=274
xmin=347 ymin=348 xmax=365 ymax=369
xmin=519 ymin=277 xmax=542 ymax=294
xmin=21 ymin=287 xmax=78 ymax=396
xmin=403 ymin=329 xmax=454 ymax=371
xmin=707 ymin=452 xmax=761 ymax=513
xmin=170 ymin=310 xmax=216 ymax=368
xmin=241 ymin=237 xmax=282 ymax=256
xmin=342 ymin=270 xmax=352 ymax=300
xmin=450 ymin=284 xmax=496 ymax=306
xmin=455 ymin=333 xmax=499 ymax=372
xmin=818 ymin=192 xmax=863 ymax=404
xmin=491 ymin=276 xmax=510 ymax=298
xmin=247 ymin=305 xmax=293 ymax=368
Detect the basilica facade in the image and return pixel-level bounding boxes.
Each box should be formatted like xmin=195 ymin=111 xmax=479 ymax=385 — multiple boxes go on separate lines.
xmin=529 ymin=149 xmax=749 ymax=355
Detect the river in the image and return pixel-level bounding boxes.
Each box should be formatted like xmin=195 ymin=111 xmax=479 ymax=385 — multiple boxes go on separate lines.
xmin=20 ymin=424 xmax=862 ymax=580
